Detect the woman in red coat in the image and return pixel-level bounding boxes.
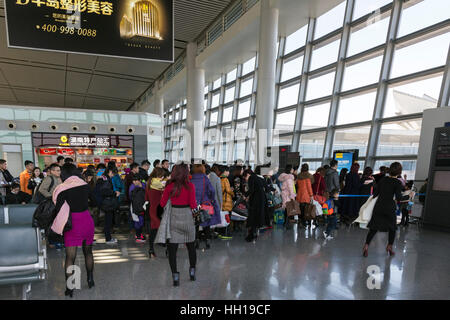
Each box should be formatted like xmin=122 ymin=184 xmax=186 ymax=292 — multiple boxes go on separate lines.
xmin=145 ymin=167 xmax=166 ymax=258
xmin=312 ymin=167 xmax=327 ymax=198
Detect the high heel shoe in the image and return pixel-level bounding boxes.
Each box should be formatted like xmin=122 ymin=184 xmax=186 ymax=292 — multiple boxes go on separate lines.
xmin=87 ymin=272 xmax=95 ymax=289
xmin=65 ymin=288 xmax=74 ymax=298
xmin=189 ymin=267 xmax=196 ymax=281
xmin=362 ymin=244 xmax=369 ymax=257
xmin=386 ymin=245 xmax=395 ymax=256
xmin=172 ymin=272 xmax=180 ymax=287
xmin=149 ymin=247 xmax=156 ymax=259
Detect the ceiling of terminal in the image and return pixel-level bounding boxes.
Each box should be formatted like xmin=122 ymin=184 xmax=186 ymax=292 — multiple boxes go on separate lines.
xmin=0 ymin=0 xmax=233 ymax=111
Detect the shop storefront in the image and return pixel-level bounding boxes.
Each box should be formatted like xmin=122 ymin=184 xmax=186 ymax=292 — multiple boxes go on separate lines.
xmin=32 ymin=133 xmax=134 ymax=173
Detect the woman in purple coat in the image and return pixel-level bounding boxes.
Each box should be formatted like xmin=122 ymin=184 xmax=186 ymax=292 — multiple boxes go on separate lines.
xmin=191 ymin=164 xmax=221 ymax=250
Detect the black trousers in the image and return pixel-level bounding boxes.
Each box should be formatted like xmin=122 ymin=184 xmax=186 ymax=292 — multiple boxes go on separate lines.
xmin=167 ymin=242 xmax=196 ymax=274
xmin=104 ymin=210 xmax=114 ymax=241
xmin=400 ymin=208 xmax=410 ymax=226
xmin=365 ymin=229 xmax=395 ymax=245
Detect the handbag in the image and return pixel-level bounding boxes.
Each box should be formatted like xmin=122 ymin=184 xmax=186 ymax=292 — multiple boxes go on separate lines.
xmin=313 ymin=176 xmax=326 ymax=205
xmin=286 ymin=199 xmax=301 ymax=217
xmin=200 ymin=177 xmax=215 ymax=215
xmin=303 ymin=202 xmax=316 ymax=221
xmin=232 ymin=197 xmax=248 ymax=216
xmin=193 ymin=207 xmax=211 ymax=226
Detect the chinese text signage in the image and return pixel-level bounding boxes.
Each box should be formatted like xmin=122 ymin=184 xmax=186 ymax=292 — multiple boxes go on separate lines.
xmin=32 ymin=133 xmax=134 ymax=149
xmin=60 ymin=135 xmax=111 ymax=147
xmin=5 ymin=0 xmax=174 ymax=62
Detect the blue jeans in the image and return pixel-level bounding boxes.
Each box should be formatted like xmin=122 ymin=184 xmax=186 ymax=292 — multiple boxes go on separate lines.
xmin=326 ymin=214 xmax=337 ymax=236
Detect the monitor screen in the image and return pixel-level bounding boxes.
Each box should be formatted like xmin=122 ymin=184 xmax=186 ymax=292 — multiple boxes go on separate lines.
xmin=435 ymin=146 xmax=450 ymax=167
xmin=432 ymin=171 xmax=450 ymax=192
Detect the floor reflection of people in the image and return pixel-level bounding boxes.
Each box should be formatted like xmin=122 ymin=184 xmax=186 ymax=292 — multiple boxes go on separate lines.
xmin=352 ymin=259 xmax=392 ymax=300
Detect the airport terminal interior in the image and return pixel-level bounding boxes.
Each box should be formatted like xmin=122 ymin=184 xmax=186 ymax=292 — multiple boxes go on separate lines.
xmin=0 ymin=0 xmax=449 ymax=300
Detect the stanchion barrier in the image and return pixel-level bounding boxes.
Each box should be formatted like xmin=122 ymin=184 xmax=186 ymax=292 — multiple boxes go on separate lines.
xmin=338 ymin=194 xmax=425 ymax=198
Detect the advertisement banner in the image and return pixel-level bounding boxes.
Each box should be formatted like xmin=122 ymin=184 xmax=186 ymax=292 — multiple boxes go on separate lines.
xmin=58 ymin=148 xmax=75 ymax=156
xmin=39 ymin=148 xmax=57 ymax=155
xmin=334 ymin=149 xmax=359 ymax=174
xmin=5 ymin=0 xmax=174 ymax=62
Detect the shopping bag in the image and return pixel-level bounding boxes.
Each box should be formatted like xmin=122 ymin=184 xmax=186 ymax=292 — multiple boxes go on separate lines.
xmin=212 ymin=211 xmax=230 ymax=228
xmin=303 ymin=203 xmax=316 ymax=221
xmin=274 ymin=209 xmax=285 ymax=225
xmin=355 ymin=196 xmax=378 ymax=223
xmin=286 ymin=199 xmax=301 ymax=217
xmin=312 ymin=200 xmax=323 ymax=217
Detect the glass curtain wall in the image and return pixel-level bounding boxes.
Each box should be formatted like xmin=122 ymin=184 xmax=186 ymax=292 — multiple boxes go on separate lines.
xmin=164 ymin=0 xmax=450 ymax=176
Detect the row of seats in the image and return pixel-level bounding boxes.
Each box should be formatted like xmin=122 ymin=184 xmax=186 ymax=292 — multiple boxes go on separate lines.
xmin=0 ymin=204 xmax=47 ymax=300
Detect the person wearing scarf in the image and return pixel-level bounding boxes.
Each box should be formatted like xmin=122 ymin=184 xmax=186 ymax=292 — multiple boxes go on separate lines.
xmin=51 ymin=163 xmax=95 ymax=298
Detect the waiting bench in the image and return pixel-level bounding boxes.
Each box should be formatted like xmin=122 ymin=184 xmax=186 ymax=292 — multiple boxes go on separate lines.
xmin=0 ymin=204 xmax=38 ymax=226
xmin=0 ymin=204 xmax=47 ymax=300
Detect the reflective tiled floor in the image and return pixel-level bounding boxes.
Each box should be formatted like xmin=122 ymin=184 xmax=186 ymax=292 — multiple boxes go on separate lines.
xmin=1 ymin=223 xmax=450 ymax=300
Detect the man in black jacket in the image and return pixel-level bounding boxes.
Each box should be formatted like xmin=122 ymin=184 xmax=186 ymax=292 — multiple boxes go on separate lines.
xmin=5 ymin=183 xmax=31 ymax=205
xmin=0 ymin=159 xmax=14 ymax=203
xmin=138 ymin=160 xmax=151 ymax=183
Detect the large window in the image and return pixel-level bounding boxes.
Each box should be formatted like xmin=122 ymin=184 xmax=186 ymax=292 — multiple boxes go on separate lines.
xmin=398 ymin=0 xmax=450 ymax=38
xmin=306 ymin=71 xmax=336 ymax=101
xmin=337 ymin=91 xmax=376 ymax=125
xmin=390 ymin=33 xmax=450 ymax=78
xmin=314 ymin=1 xmax=346 ymax=40
xmin=302 ymin=102 xmax=330 ymax=130
xmin=164 ymin=0 xmax=449 ymax=169
xmin=222 ymin=106 xmax=233 ymax=123
xmin=273 ymin=135 xmax=293 ymax=147
xmin=238 ymin=100 xmax=251 ymax=119
xmin=226 ymin=68 xmax=237 ymax=84
xmin=347 ymin=14 xmax=390 ymax=56
xmin=377 ymin=119 xmax=422 ymax=156
xmin=281 ymin=55 xmax=303 ymax=82
xmin=224 ymin=86 xmax=235 ymax=103
xmin=234 ymin=141 xmax=246 ymax=160
xmin=242 ymin=56 xmax=256 ymax=76
xmin=240 ymin=77 xmax=254 ymax=98
xmin=352 ymin=0 xmax=392 ymax=20
xmin=383 ymin=74 xmax=442 ymax=117
xmin=333 ymin=126 xmax=371 ymax=155
xmin=375 ymin=159 xmax=417 ymax=179
xmin=299 ymin=131 xmax=326 ymax=159
xmin=342 ymin=55 xmax=383 ymax=91
xmin=285 ymin=25 xmax=308 ymax=55
xmin=209 ymin=111 xmax=218 ymax=126
xmin=211 ymin=93 xmax=220 ymax=108
xmin=278 ymin=83 xmax=300 ymax=109
xmin=213 ymin=77 xmax=222 ymax=90
xmin=310 ymin=38 xmax=341 ymax=71
xmin=275 ymin=110 xmax=296 ymax=132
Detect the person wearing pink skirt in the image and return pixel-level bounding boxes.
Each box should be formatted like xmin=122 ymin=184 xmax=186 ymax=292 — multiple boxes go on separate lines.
xmin=51 ymin=163 xmax=95 ymax=298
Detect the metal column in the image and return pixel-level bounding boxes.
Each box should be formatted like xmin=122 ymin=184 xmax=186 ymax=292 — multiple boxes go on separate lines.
xmin=365 ymin=0 xmax=403 ymax=169
xmin=322 ymin=0 xmax=355 ymax=161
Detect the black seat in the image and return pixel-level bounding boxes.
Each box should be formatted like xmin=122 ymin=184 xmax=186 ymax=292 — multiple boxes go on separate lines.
xmin=6 ymin=204 xmax=38 ymax=226
xmin=0 ymin=225 xmax=46 ymax=299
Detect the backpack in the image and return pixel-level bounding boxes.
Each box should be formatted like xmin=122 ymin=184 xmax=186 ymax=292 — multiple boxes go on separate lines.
xmin=32 ymin=198 xmax=56 ymax=229
xmin=32 ymin=176 xmax=55 ymax=204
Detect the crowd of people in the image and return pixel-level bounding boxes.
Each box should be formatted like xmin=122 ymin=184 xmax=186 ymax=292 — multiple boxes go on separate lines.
xmin=0 ymin=155 xmax=424 ymax=294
